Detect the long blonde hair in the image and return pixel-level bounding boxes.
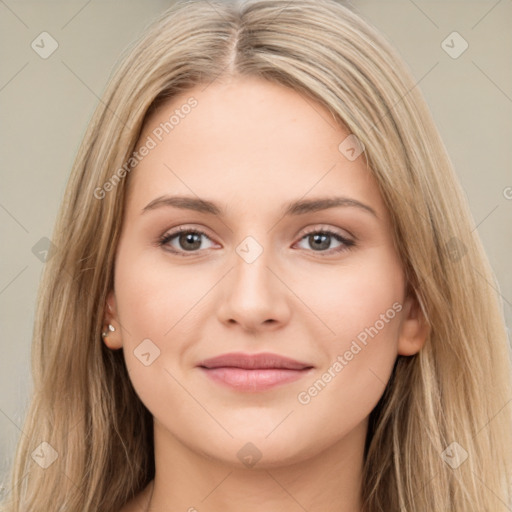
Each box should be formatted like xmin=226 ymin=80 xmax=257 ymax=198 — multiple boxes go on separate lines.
xmin=2 ymin=1 xmax=511 ymax=510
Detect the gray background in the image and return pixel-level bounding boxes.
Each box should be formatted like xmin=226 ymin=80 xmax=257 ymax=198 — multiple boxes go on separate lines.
xmin=1 ymin=0 xmax=511 ymax=494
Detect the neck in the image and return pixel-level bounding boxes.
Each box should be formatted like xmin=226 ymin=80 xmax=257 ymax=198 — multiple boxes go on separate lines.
xmin=145 ymin=418 xmax=367 ymax=512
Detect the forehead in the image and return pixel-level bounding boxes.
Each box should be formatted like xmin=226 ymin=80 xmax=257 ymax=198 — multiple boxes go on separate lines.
xmin=125 ymin=75 xmax=387 ymax=221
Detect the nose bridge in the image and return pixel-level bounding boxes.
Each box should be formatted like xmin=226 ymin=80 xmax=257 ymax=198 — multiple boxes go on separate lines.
xmin=232 ymin=234 xmax=276 ymax=302
xmin=217 ymin=233 xmax=289 ymax=329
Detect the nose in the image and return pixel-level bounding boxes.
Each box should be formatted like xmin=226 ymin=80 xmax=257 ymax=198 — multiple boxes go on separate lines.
xmin=216 ymin=244 xmax=291 ymax=332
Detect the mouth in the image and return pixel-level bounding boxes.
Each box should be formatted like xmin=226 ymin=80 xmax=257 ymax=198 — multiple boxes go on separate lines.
xmin=197 ymin=352 xmax=314 ymax=392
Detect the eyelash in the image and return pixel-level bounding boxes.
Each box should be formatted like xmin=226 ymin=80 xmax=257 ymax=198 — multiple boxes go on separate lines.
xmin=156 ymin=225 xmax=356 ymax=257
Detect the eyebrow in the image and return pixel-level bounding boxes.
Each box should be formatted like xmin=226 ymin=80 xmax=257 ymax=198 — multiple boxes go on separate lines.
xmin=141 ymin=194 xmax=378 ymax=218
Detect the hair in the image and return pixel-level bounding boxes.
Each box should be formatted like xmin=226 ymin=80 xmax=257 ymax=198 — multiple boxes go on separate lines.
xmin=2 ymin=0 xmax=511 ymax=510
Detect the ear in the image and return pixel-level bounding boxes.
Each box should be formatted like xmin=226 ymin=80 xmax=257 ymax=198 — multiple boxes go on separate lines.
xmin=101 ymin=290 xmax=123 ymax=350
xmin=397 ymin=291 xmax=429 ymax=356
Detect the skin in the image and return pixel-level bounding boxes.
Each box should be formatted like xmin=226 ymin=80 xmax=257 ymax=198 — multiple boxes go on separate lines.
xmin=103 ymin=74 xmax=428 ymax=512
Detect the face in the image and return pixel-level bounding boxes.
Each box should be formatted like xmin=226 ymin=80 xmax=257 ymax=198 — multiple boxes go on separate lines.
xmin=103 ymin=75 xmax=426 ymax=468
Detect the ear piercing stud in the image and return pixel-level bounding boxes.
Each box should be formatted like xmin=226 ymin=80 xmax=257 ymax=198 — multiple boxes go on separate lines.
xmin=101 ymin=324 xmax=116 ymax=338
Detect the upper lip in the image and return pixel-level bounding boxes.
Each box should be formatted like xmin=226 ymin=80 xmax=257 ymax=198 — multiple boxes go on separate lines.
xmin=197 ymin=352 xmax=313 ymax=370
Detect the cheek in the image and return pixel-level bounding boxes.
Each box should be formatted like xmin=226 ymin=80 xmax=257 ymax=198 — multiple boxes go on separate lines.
xmin=114 ymin=243 xmax=214 ymax=341
xmin=112 ymin=243 xmax=220 ymax=413
xmin=293 ymin=252 xmax=404 ymax=432
xmin=302 ymin=246 xmax=404 ymax=348
xmin=331 ymin=268 xmax=403 ymax=353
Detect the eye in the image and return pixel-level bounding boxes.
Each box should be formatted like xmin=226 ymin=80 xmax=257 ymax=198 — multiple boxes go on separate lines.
xmin=157 ymin=227 xmax=216 ymax=256
xmin=294 ymin=227 xmax=355 ymax=255
xmin=157 ymin=225 xmax=356 ymax=257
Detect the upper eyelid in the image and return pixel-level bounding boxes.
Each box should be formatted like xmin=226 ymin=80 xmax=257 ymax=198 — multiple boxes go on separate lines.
xmin=162 ymin=223 xmax=353 ymax=237
xmin=300 ymin=224 xmax=355 ymax=240
xmin=160 ymin=224 xmax=354 ymax=247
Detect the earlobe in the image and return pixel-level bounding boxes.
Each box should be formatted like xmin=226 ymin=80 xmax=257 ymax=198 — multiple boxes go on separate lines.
xmin=397 ymin=293 xmax=429 ymax=356
xmin=101 ymin=291 xmax=123 ymax=350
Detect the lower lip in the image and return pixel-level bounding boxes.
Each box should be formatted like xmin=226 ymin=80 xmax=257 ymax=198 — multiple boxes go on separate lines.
xmin=199 ymin=367 xmax=311 ymax=392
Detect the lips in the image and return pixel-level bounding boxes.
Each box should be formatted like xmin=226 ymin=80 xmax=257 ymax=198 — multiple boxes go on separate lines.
xmin=197 ymin=352 xmax=313 ymax=370
xmin=197 ymin=352 xmax=314 ymax=392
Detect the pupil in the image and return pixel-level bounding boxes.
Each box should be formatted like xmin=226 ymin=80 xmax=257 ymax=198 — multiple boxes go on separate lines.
xmin=312 ymin=233 xmax=329 ymax=250
xmin=182 ymin=232 xmax=201 ymax=250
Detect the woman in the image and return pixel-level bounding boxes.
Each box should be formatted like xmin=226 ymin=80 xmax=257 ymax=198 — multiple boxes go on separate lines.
xmin=2 ymin=0 xmax=511 ymax=510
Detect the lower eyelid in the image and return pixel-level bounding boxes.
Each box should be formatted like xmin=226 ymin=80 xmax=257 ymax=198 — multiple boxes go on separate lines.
xmin=158 ymin=228 xmax=355 ymax=255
